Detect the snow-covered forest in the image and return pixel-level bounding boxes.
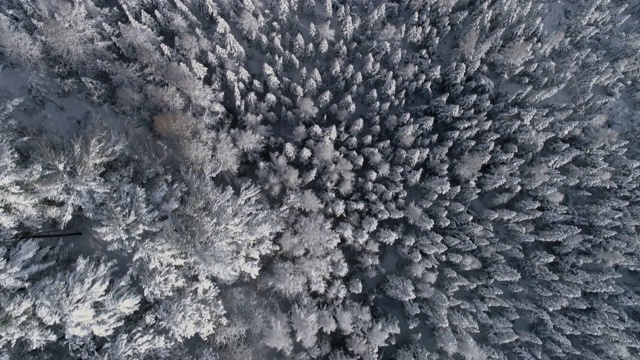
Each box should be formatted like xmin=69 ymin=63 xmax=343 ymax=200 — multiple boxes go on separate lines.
xmin=0 ymin=0 xmax=639 ymax=358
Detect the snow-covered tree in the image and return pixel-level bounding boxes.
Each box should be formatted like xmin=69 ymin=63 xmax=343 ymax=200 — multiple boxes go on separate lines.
xmin=32 ymin=257 xmax=140 ymax=351
xmin=34 ymin=124 xmax=125 ymax=225
xmin=174 ymin=173 xmax=283 ymax=283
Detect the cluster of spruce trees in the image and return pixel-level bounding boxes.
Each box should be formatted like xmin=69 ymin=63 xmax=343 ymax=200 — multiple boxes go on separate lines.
xmin=0 ymin=0 xmax=639 ymax=359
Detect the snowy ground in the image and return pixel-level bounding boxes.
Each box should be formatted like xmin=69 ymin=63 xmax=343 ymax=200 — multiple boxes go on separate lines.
xmin=0 ymin=66 xmax=146 ymax=140
xmin=542 ymin=0 xmax=574 ymax=33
